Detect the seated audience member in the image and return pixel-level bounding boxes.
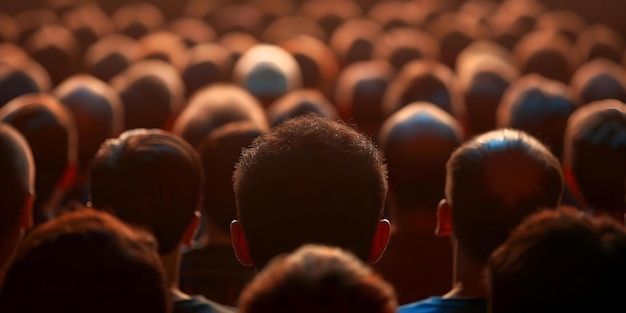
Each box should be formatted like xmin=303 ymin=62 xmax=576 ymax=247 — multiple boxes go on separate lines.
xmin=334 ymin=60 xmax=395 ymax=139
xmin=0 ymin=209 xmax=169 ymax=313
xmin=514 ymin=30 xmax=577 ymax=84
xmin=172 ymin=84 xmax=268 ymax=148
xmin=231 ymin=114 xmax=390 ymax=269
xmin=367 ymin=1 xmax=423 ymax=31
xmin=329 ymin=18 xmax=382 ymax=67
xmin=488 ymin=0 xmax=547 ymax=50
xmin=0 ymin=94 xmax=78 ymax=225
xmin=168 ymin=17 xmax=216 ymax=48
xmin=218 ymin=31 xmax=259 ymax=64
xmin=399 ymin=129 xmax=564 ymax=313
xmin=0 ymin=48 xmax=51 ymax=107
xmin=267 ymin=89 xmax=338 ymax=127
xmin=111 ymin=60 xmax=185 ymax=130
xmin=182 ymin=43 xmax=232 ymax=98
xmin=210 ymin=4 xmax=264 ymax=38
xmin=24 ymin=24 xmax=81 ymax=86
xmin=428 ymin=12 xmax=487 ymax=70
xmin=89 ymin=129 xmax=235 ymax=313
xmin=373 ymin=28 xmax=439 ymax=71
xmin=300 ymin=0 xmax=361 ymax=38
xmin=570 ymin=58 xmax=626 ymax=105
xmin=260 ymin=15 xmax=326 ymax=44
xmin=383 ymin=59 xmax=465 ymax=123
xmin=53 ymin=74 xmax=124 ymax=204
xmin=456 ymin=40 xmax=519 ymax=136
xmin=139 ymin=31 xmax=189 ymax=73
xmin=487 ymin=207 xmax=626 ymax=313
xmin=111 ymin=2 xmax=164 ymax=39
xmin=0 ymin=124 xmax=34 ymax=282
xmin=62 ymin=4 xmax=114 ymax=52
xmin=563 ymin=99 xmax=626 ymax=221
xmin=232 ymin=44 xmax=302 ymax=107
xmin=376 ymin=103 xmax=463 ymax=304
xmin=279 ymin=34 xmax=340 ymax=99
xmin=536 ymin=10 xmax=586 ymax=44
xmin=576 ymin=24 xmax=625 ymax=64
xmin=83 ymin=34 xmax=142 ymax=82
xmin=497 ymin=74 xmax=577 ymax=159
xmin=239 ymin=244 xmax=397 ymax=313
xmin=180 ymin=122 xmax=264 ymax=306
xmin=14 ymin=8 xmax=59 ymax=46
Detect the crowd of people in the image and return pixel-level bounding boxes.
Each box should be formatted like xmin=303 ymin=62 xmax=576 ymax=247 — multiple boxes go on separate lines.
xmin=0 ymin=0 xmax=625 ymax=312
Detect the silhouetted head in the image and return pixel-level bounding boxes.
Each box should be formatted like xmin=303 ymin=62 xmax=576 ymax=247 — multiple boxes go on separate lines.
xmin=379 ymin=102 xmax=463 ymax=211
xmin=0 ymin=13 xmax=19 ymax=44
xmin=368 ymin=1 xmax=424 ymax=31
xmin=571 ymin=59 xmax=626 ymax=105
xmin=182 ymin=43 xmax=233 ymax=98
xmin=172 ymin=84 xmax=268 ymax=148
xmin=0 ymin=209 xmax=169 ymax=313
xmin=112 ymin=2 xmax=163 ymax=39
xmin=139 ymin=31 xmax=189 ymax=72
xmin=14 ymin=8 xmax=59 ymax=46
xmin=83 ymin=34 xmax=142 ymax=82
xmin=442 ymin=129 xmax=563 ymax=263
xmin=300 ymin=0 xmax=362 ymax=38
xmin=497 ymin=74 xmax=577 ymax=158
xmin=488 ymin=207 xmax=626 ymax=313
xmin=24 ymin=24 xmax=80 ymax=86
xmin=0 ymin=93 xmax=77 ymax=225
xmin=489 ymin=0 xmax=547 ymax=50
xmin=0 ymin=55 xmax=51 ymax=107
xmin=90 ymin=129 xmax=203 ymax=254
xmin=384 ymin=59 xmax=464 ymax=121
xmin=261 ymin=15 xmax=326 ymax=44
xmin=239 ymin=244 xmax=397 ymax=313
xmin=577 ymin=24 xmax=625 ymax=64
xmin=210 ymin=4 xmax=264 ymax=38
xmin=563 ymin=99 xmax=626 ymax=216
xmin=428 ymin=11 xmax=487 ymax=69
xmin=62 ymin=4 xmax=114 ymax=51
xmin=373 ymin=27 xmax=439 ymax=70
xmin=514 ymin=30 xmax=577 ymax=83
xmin=54 ymin=74 xmax=124 ymax=172
xmin=168 ymin=17 xmax=216 ymax=48
xmin=111 ymin=60 xmax=185 ymax=130
xmin=218 ymin=31 xmax=259 ymax=64
xmin=329 ymin=18 xmax=382 ymax=67
xmin=267 ymin=89 xmax=338 ymax=127
xmin=536 ymin=10 xmax=586 ymax=44
xmin=334 ymin=60 xmax=394 ymax=139
xmin=233 ymin=44 xmax=302 ymax=107
xmin=0 ymin=124 xmax=33 ymax=270
xmin=232 ymin=115 xmax=389 ymax=268
xmin=196 ymin=121 xmax=265 ymax=237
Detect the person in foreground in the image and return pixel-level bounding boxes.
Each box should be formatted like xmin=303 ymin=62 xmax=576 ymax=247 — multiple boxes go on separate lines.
xmin=231 ymin=114 xmax=391 ymax=269
xmin=0 ymin=209 xmax=169 ymax=313
xmin=400 ymin=129 xmax=564 ymax=313
xmin=487 ymin=207 xmax=626 ymax=313
xmin=89 ymin=129 xmax=235 ymax=313
xmin=239 ymin=244 xmax=397 ymax=313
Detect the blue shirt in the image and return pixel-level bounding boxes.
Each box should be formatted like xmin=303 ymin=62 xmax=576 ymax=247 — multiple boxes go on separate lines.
xmin=399 ymin=297 xmax=487 ymax=313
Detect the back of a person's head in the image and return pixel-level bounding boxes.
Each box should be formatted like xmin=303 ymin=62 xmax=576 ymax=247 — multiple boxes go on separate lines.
xmin=379 ymin=102 xmax=463 ymax=211
xmin=89 ymin=129 xmax=203 ymax=254
xmin=570 ymin=58 xmax=626 ymax=105
xmin=563 ymin=99 xmax=626 ymax=215
xmin=0 ymin=93 xmax=77 ymax=224
xmin=514 ymin=30 xmax=576 ymax=83
xmin=488 ymin=207 xmax=626 ymax=313
xmin=334 ymin=60 xmax=394 ymax=139
xmin=83 ymin=34 xmax=142 ymax=82
xmin=172 ymin=83 xmax=269 ymax=148
xmin=329 ymin=18 xmax=382 ymax=67
xmin=373 ymin=27 xmax=439 ymax=70
xmin=267 ymin=88 xmax=338 ymax=127
xmin=239 ymin=244 xmax=397 ymax=313
xmin=181 ymin=43 xmax=232 ymax=99
xmin=233 ymin=114 xmax=388 ymax=267
xmin=54 ymin=74 xmax=124 ymax=172
xmin=446 ymin=129 xmax=563 ymax=262
xmin=232 ymin=44 xmax=302 ymax=106
xmin=24 ymin=24 xmax=80 ymax=86
xmin=0 ymin=124 xmax=33 ymax=250
xmin=0 ymin=56 xmax=51 ymax=107
xmin=197 ymin=121 xmax=265 ymax=237
xmin=0 ymin=208 xmax=169 ymax=313
xmin=497 ymin=74 xmax=577 ymax=158
xmin=111 ymin=60 xmax=185 ymax=130
xmin=383 ymin=59 xmax=464 ymax=120
xmin=577 ymin=24 xmax=625 ymax=64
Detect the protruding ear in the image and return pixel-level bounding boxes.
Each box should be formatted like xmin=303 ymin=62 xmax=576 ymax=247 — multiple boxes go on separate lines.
xmin=436 ymin=199 xmax=453 ymax=237
xmin=20 ymin=192 xmax=34 ymax=231
xmin=182 ymin=211 xmax=201 ymax=248
xmin=366 ymin=219 xmax=391 ymax=264
xmin=231 ymin=220 xmax=254 ymax=266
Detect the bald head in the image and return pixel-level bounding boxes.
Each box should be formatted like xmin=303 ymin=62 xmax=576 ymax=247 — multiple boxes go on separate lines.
xmin=379 ymin=102 xmax=463 ymax=210
xmin=446 ymin=129 xmax=563 ymax=262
